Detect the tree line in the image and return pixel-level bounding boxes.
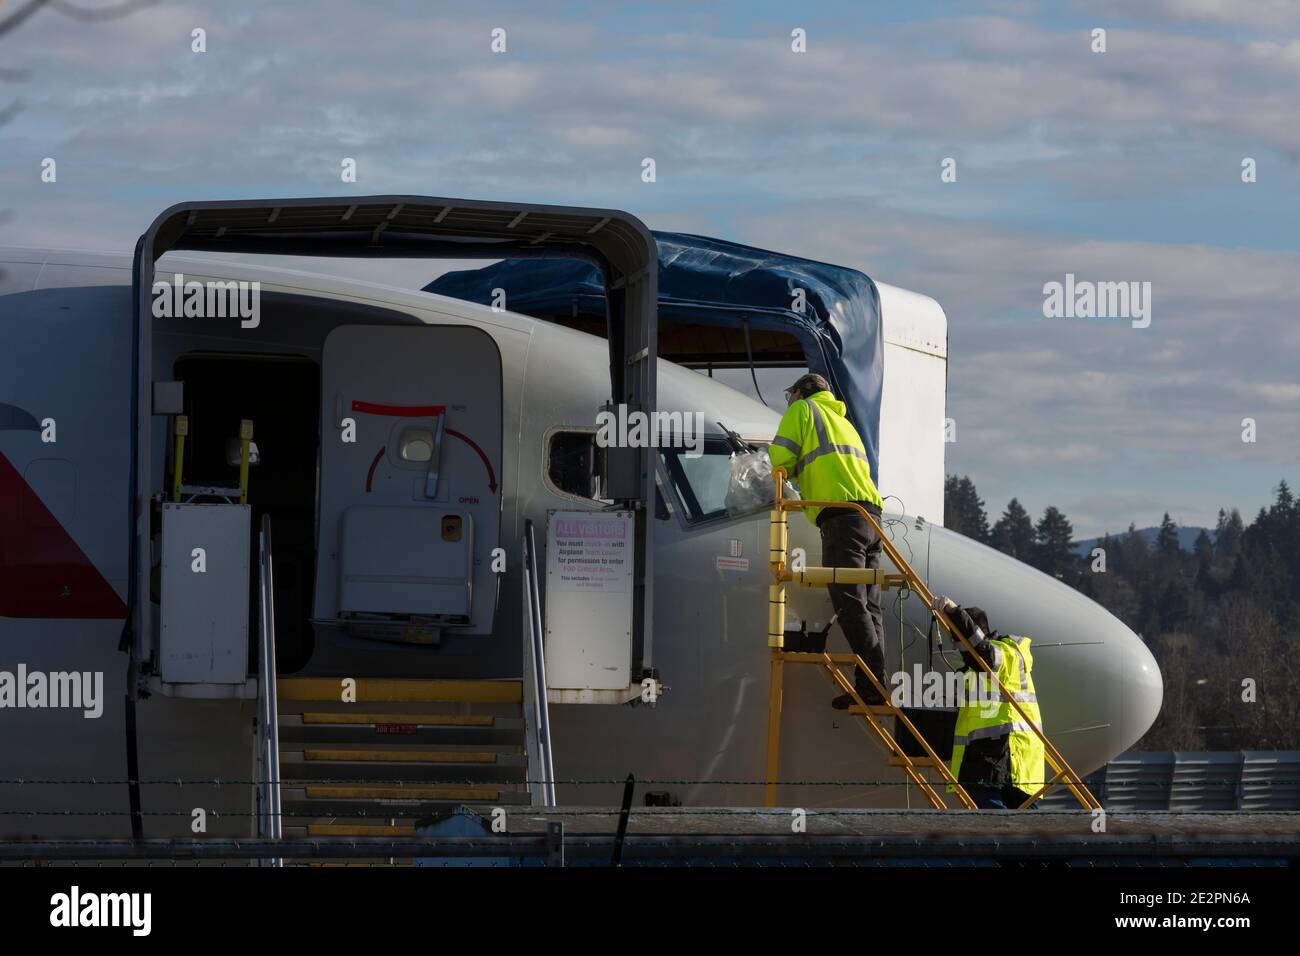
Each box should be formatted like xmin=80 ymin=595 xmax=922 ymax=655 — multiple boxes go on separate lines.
xmin=944 ymin=475 xmax=1300 ymax=751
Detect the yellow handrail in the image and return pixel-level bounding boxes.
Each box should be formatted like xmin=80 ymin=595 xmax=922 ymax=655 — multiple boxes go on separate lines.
xmin=238 ymin=419 xmax=254 ymax=505
xmin=172 ymin=415 xmax=188 ymax=503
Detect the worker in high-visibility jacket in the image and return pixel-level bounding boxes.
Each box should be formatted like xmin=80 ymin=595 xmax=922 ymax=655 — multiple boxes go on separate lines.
xmin=769 ymin=373 xmax=888 ymax=708
xmin=937 ymin=599 xmax=1045 ymax=809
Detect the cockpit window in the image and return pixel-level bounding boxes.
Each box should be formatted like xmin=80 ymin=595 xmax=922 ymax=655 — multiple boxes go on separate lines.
xmin=659 ymin=433 xmax=770 ymax=524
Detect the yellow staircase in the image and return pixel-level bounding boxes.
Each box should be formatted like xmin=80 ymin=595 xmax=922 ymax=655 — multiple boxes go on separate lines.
xmin=765 ymin=468 xmax=1101 ymax=811
xmin=276 ymin=677 xmax=530 ymax=843
xmin=771 ymin=650 xmax=980 ymax=809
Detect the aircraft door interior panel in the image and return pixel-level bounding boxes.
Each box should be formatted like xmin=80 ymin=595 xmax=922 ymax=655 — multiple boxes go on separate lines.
xmin=314 ymin=324 xmax=503 ymax=643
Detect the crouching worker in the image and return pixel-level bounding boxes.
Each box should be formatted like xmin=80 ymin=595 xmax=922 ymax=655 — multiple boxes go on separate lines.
xmin=937 ymin=598 xmax=1045 ymax=809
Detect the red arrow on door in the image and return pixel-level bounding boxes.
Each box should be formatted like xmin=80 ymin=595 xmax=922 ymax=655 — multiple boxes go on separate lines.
xmin=446 ymin=428 xmax=497 ymax=493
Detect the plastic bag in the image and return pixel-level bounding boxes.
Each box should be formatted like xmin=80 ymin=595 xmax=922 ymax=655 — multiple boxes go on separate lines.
xmin=724 ymin=449 xmax=800 ymax=516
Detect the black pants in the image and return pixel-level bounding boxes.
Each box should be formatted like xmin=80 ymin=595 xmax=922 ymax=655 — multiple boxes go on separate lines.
xmin=965 ymin=783 xmax=1039 ymax=810
xmin=818 ymin=504 xmax=886 ymax=698
xmin=958 ymin=736 xmax=1037 ymax=810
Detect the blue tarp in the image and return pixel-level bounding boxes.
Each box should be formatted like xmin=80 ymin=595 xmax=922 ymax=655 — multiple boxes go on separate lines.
xmin=425 ymin=232 xmax=884 ymax=479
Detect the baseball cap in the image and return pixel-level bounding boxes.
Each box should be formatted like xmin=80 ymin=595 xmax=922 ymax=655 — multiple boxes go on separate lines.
xmin=784 ymin=373 xmax=831 ymax=399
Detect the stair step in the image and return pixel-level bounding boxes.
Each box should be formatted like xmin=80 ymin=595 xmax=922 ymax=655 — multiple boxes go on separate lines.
xmin=299 ymin=712 xmax=496 ymax=727
xmin=280 ymin=750 xmax=526 ymax=783
xmin=888 ymin=755 xmax=944 ymax=769
xmin=302 ymin=748 xmax=502 ymax=764
xmin=849 ymin=705 xmax=896 ymax=717
xmin=282 ymin=788 xmax=530 ymax=818
xmin=277 ymin=678 xmax=522 ymax=705
xmin=278 ymin=714 xmax=523 ymax=747
xmin=302 ymin=784 xmax=500 ymax=801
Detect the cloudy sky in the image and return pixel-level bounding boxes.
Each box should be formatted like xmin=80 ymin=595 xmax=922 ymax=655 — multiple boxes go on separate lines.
xmin=3 ymin=0 xmax=1298 ymax=537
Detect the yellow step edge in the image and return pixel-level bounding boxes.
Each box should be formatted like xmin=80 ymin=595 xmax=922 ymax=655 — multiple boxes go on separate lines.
xmin=303 ymin=749 xmax=498 ymax=764
xmin=307 ymin=824 xmax=416 ymax=837
xmin=277 ymin=678 xmax=522 ymax=704
xmin=299 ymin=712 xmax=496 ymax=727
xmin=888 ymin=755 xmax=943 ymax=768
xmin=849 ymin=704 xmax=896 ymax=717
xmin=305 ymin=784 xmax=499 ymax=801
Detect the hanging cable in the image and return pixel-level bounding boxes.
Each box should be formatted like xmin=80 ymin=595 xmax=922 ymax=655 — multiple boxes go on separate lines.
xmin=741 ymin=317 xmax=770 ymax=407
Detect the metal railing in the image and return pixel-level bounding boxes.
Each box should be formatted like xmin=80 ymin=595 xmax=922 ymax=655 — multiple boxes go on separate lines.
xmin=522 ymin=518 xmax=556 ymax=807
xmin=254 ymin=514 xmax=283 ymax=863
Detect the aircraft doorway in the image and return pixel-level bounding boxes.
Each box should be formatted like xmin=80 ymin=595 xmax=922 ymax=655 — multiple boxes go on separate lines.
xmin=170 ymin=353 xmax=319 ymax=672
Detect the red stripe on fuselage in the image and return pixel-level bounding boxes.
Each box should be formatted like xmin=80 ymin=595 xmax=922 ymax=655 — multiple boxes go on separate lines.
xmin=0 ymin=452 xmax=127 ymax=620
xmin=351 ymin=401 xmax=446 ymax=417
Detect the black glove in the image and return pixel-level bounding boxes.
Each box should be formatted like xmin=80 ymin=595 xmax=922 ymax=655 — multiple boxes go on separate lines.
xmin=956 ymin=608 xmax=978 ymax=639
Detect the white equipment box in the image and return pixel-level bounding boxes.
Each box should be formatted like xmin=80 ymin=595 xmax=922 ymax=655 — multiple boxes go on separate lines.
xmin=545 ymin=510 xmax=634 ymax=690
xmin=160 ymin=503 xmax=250 ymax=685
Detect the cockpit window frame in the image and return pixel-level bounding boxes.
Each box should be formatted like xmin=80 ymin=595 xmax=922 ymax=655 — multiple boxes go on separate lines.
xmin=657 ymin=431 xmax=774 ymax=531
xmin=542 ymin=425 xmax=613 ymax=507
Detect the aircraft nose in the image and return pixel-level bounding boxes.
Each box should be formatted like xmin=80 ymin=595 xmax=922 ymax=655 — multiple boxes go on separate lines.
xmin=1105 ymin=617 xmax=1163 ymax=752
xmin=914 ymin=521 xmax=1163 ymax=776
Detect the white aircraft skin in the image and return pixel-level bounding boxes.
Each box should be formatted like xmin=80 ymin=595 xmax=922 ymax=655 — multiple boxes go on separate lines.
xmin=0 ymin=248 xmax=1162 ymax=836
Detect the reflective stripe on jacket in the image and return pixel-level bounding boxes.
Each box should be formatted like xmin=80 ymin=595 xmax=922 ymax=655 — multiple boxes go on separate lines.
xmin=768 ymin=390 xmax=882 ymax=525
xmin=948 ymin=635 xmax=1046 ymax=797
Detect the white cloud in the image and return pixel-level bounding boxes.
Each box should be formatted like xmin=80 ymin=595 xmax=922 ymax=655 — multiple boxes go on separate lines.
xmin=736 ymin=199 xmax=1300 ymax=532
xmin=1084 ymin=0 xmax=1300 ymax=31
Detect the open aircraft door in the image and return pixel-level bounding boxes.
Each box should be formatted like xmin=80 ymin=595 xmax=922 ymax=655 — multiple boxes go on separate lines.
xmin=312 ymin=324 xmax=503 ymax=643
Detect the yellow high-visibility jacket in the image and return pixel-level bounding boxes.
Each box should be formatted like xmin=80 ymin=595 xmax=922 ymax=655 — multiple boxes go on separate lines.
xmin=949 ymin=635 xmax=1046 ymax=799
xmin=768 ymin=390 xmax=882 ymax=525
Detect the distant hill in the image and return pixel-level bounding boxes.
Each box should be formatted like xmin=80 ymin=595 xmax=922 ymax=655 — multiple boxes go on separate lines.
xmin=1073 ymin=526 xmax=1210 ymax=556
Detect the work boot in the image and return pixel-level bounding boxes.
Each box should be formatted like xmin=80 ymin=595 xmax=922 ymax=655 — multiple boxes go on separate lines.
xmin=832 ymin=687 xmax=886 ymax=709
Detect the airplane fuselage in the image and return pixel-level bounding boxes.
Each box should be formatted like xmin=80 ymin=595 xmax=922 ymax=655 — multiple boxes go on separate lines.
xmin=0 ymin=249 xmax=1162 ymax=835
